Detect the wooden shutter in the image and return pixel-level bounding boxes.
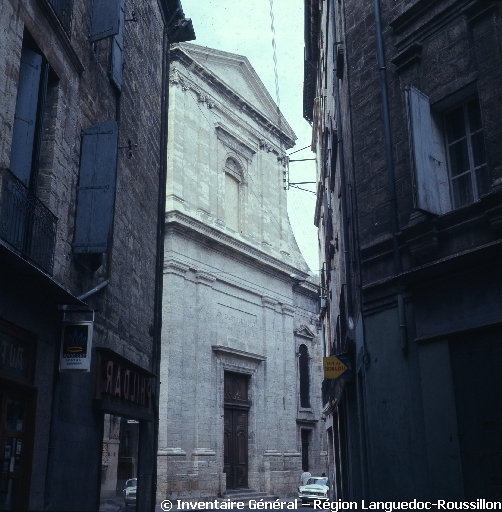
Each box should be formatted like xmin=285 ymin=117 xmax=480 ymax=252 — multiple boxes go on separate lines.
xmin=110 ymin=0 xmax=125 ymax=90
xmin=10 ymin=49 xmax=42 ymax=187
xmin=89 ymin=0 xmax=121 ymax=42
xmin=73 ymin=121 xmax=118 ymax=253
xmin=405 ymin=85 xmax=441 ymax=215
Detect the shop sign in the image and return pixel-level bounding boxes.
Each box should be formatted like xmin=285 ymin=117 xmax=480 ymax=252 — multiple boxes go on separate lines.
xmin=0 ymin=332 xmax=29 ymax=381
xmin=59 ymin=321 xmax=93 ymax=372
xmin=323 ymin=354 xmax=354 ymax=380
xmin=95 ymin=349 xmax=154 ymax=411
xmin=101 ymin=360 xmax=152 ymax=408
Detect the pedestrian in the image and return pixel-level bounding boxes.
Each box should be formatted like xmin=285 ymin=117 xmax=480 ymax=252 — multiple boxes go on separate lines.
xmin=301 ymin=470 xmax=312 ymax=486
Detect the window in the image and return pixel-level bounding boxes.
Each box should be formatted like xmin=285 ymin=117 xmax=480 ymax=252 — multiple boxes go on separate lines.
xmin=2 ymin=34 xmax=58 ymax=273
xmin=444 ymin=98 xmax=489 ymax=208
xmin=49 ymin=0 xmax=73 ymax=34
xmin=406 ymin=85 xmax=490 ymax=214
xmin=224 ymin=158 xmax=241 ymax=231
xmin=73 ymin=121 xmax=119 ymax=254
xmin=299 ymin=344 xmax=310 ymax=408
xmin=89 ymin=0 xmax=125 ymax=90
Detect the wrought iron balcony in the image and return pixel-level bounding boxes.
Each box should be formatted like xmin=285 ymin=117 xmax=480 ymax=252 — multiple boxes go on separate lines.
xmin=0 ymin=168 xmax=57 ymax=274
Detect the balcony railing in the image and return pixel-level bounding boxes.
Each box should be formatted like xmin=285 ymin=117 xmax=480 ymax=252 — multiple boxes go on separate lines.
xmin=0 ymin=168 xmax=57 ymax=274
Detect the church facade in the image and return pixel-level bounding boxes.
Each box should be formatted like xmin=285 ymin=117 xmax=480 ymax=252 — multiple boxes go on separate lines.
xmin=156 ymin=43 xmax=325 ymax=501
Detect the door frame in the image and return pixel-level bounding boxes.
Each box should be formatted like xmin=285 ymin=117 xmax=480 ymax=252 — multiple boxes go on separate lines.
xmin=223 ymin=372 xmax=250 ymax=489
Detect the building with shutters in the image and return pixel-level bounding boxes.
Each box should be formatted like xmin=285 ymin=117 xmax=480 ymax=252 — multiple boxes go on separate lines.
xmin=156 ymin=43 xmax=325 ymax=501
xmin=304 ymin=0 xmax=502 ymax=502
xmin=0 ymin=0 xmax=193 ymax=510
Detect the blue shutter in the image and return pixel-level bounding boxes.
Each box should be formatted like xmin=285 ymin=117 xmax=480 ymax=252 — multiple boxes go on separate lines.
xmin=89 ymin=0 xmax=121 ymax=42
xmin=405 ymin=85 xmax=441 ymax=215
xmin=73 ymin=121 xmax=118 ymax=253
xmin=10 ymin=48 xmax=42 ymax=187
xmin=110 ymin=0 xmax=125 ymax=90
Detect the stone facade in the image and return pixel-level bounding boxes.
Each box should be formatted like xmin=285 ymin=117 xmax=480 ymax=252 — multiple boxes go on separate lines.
xmin=0 ymin=0 xmax=193 ymax=510
xmin=157 ymin=43 xmax=325 ymax=501
xmin=305 ymin=0 xmax=502 ymax=502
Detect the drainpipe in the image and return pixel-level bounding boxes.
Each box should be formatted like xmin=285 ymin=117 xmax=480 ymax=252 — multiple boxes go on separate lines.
xmin=373 ymin=0 xmax=408 ymax=352
xmin=151 ymin=25 xmax=170 ymax=511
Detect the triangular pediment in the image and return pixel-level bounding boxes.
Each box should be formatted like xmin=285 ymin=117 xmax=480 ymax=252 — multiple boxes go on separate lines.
xmin=175 ymin=43 xmax=296 ymax=143
xmin=294 ymin=325 xmax=315 ymax=339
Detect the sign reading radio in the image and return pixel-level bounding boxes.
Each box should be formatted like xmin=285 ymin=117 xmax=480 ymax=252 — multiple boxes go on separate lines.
xmin=102 ymin=359 xmax=152 ymax=408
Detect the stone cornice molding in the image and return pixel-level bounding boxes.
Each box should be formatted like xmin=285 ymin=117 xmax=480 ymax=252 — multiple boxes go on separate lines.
xmin=170 ymin=66 xmax=288 ymax=152
xmin=165 ymin=210 xmax=309 ymax=278
xmin=35 ymin=0 xmax=85 ymax=75
xmin=215 ymin=123 xmax=257 ymax=162
xmin=169 ymin=67 xmax=215 ymax=109
xmin=157 ymin=448 xmax=187 ymax=456
xmin=169 ymin=46 xmax=296 ymax=148
xmin=283 ymin=451 xmax=302 ymax=457
xmin=192 ymin=448 xmax=216 ymax=456
xmin=212 ymin=344 xmax=266 ymax=362
xmin=195 ymin=270 xmax=217 ymax=286
xmin=281 ymin=304 xmax=296 ymax=316
xmin=294 ymin=325 xmax=315 ymax=339
xmin=262 ymin=296 xmax=278 ymax=309
xmin=263 ymin=450 xmax=282 ymax=456
xmin=163 ymin=259 xmax=190 ymax=276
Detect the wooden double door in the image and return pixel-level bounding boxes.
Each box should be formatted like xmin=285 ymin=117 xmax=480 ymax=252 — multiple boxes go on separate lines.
xmin=223 ymin=373 xmax=249 ymax=489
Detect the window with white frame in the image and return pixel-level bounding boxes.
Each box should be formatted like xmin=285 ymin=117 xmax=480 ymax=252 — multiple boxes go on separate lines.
xmin=444 ymin=97 xmax=489 ymax=208
xmin=405 ymin=86 xmax=490 ymax=215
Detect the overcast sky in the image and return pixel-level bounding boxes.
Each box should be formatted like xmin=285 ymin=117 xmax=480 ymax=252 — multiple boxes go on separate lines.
xmin=179 ymin=0 xmax=319 ymax=274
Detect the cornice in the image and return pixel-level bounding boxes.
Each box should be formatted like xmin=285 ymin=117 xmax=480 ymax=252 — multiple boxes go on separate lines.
xmin=212 ymin=344 xmax=266 ymax=362
xmin=294 ymin=325 xmax=315 ymax=339
xmin=169 ymin=50 xmax=296 ymax=148
xmin=164 ymin=210 xmax=310 ymax=279
xmin=157 ymin=448 xmax=186 ymax=456
xmin=389 ymin=0 xmax=496 ymax=52
xmin=35 ymin=0 xmax=85 ymax=75
xmin=281 ymin=304 xmax=297 ymax=316
xmin=170 ymin=68 xmax=286 ymax=156
xmin=215 ymin=123 xmax=257 ymax=162
xmin=262 ymin=296 xmax=278 ymax=309
xmin=163 ymin=259 xmax=190 ymax=276
xmin=195 ymin=270 xmax=217 ymax=287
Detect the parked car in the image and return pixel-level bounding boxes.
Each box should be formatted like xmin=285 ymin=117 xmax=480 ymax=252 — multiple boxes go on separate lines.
xmin=298 ymin=476 xmax=329 ymax=505
xmin=123 ymin=478 xmax=137 ymax=506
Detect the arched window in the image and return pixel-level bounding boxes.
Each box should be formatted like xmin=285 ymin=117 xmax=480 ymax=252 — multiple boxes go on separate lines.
xmin=224 ymin=158 xmax=241 ymax=231
xmin=299 ymin=344 xmax=310 ymax=408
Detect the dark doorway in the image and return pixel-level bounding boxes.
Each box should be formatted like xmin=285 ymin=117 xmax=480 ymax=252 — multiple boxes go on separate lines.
xmin=450 ymin=329 xmax=502 ymax=499
xmin=223 ymin=372 xmax=249 ymax=489
xmin=301 ymin=429 xmax=310 ymax=471
xmin=0 ymin=385 xmax=35 ymax=510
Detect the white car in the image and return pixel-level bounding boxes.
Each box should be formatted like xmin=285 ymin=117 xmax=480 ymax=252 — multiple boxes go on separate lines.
xmin=123 ymin=478 xmax=137 ymax=506
xmin=298 ymin=476 xmax=329 ymax=505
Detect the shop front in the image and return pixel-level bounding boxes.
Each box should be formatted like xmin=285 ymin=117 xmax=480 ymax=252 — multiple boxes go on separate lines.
xmin=94 ymin=348 xmax=155 ymax=511
xmin=0 ymin=319 xmax=37 ymax=510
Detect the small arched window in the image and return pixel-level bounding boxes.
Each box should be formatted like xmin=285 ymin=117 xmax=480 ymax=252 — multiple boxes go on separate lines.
xmin=299 ymin=344 xmax=310 ymax=408
xmin=224 ymin=158 xmax=241 ymax=231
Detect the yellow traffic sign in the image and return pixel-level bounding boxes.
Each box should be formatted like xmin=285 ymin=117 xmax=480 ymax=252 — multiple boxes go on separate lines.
xmin=323 ymin=356 xmax=348 ymax=379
